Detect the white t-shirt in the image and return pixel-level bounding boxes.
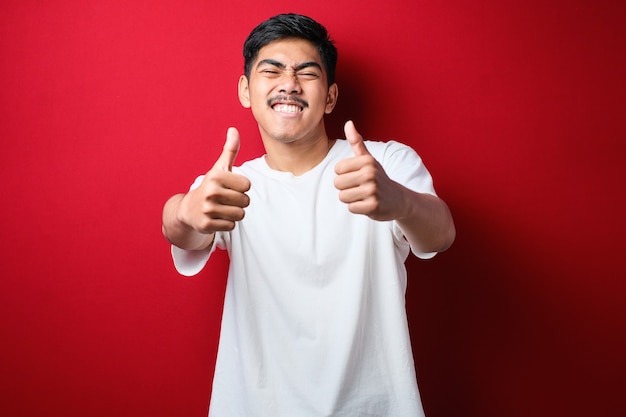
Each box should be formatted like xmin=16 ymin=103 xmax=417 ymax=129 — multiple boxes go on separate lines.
xmin=173 ymin=139 xmax=437 ymax=417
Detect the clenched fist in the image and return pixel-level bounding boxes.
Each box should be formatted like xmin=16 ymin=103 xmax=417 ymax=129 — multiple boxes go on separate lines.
xmin=162 ymin=128 xmax=251 ymax=250
xmin=178 ymin=127 xmax=251 ymax=234
xmin=334 ymin=121 xmax=407 ymax=222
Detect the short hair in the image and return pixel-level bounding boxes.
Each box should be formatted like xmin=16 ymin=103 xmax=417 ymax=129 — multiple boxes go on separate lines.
xmin=243 ymin=13 xmax=338 ymax=86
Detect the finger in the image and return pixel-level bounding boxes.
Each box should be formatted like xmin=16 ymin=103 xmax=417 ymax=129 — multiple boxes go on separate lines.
xmin=337 ymin=186 xmax=366 ymax=205
xmin=344 ymin=120 xmax=370 ymax=156
xmin=213 ymin=127 xmax=241 ymax=172
xmin=333 ymin=169 xmax=360 ymax=189
xmin=205 ymin=204 xmax=247 ymax=223
xmin=216 ymin=187 xmax=251 ymax=208
xmin=214 ymin=169 xmax=252 ymax=193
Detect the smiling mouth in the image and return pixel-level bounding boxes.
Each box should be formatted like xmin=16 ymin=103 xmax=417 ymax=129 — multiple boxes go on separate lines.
xmin=268 ymin=96 xmax=308 ymax=114
xmin=273 ymin=104 xmax=303 ymax=113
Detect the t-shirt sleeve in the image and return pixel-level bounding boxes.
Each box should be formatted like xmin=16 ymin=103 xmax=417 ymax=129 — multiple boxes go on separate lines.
xmin=170 ymin=175 xmax=223 ymax=276
xmin=378 ymin=140 xmax=438 ymax=260
xmin=171 ymin=244 xmax=216 ymax=276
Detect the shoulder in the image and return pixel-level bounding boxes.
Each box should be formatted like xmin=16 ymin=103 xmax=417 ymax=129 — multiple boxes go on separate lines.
xmin=334 ymin=137 xmax=418 ymax=157
xmin=233 ymin=155 xmax=266 ymax=176
xmin=362 ymin=139 xmax=423 ymax=167
xmin=360 ymin=138 xmax=435 ymax=194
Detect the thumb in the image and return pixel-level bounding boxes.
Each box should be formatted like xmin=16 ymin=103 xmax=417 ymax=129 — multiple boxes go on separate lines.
xmin=213 ymin=127 xmax=240 ymax=171
xmin=344 ymin=120 xmax=370 ymax=156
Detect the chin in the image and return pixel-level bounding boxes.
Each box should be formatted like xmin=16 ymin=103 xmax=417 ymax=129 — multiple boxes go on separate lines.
xmin=263 ymin=125 xmax=305 ymax=144
xmin=271 ymin=133 xmax=301 ymax=144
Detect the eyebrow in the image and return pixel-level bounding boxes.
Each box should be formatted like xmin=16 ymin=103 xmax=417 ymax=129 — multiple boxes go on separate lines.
xmin=257 ymin=59 xmax=323 ymax=72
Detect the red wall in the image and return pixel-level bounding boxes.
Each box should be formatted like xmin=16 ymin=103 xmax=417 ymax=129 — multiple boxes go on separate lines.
xmin=1 ymin=1 xmax=624 ymax=416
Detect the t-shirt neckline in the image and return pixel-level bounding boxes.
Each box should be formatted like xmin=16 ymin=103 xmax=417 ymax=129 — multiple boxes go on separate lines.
xmin=260 ymin=139 xmax=344 ymax=179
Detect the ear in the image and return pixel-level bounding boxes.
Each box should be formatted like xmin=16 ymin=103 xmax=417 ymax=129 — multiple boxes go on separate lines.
xmin=238 ymin=75 xmax=251 ymax=108
xmin=324 ymin=83 xmax=338 ymax=114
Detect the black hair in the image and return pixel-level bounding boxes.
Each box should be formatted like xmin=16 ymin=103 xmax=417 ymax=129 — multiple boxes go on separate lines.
xmin=243 ymin=13 xmax=338 ymax=86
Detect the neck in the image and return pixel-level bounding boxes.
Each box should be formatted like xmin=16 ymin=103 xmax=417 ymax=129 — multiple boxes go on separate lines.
xmin=262 ymin=133 xmax=335 ymax=176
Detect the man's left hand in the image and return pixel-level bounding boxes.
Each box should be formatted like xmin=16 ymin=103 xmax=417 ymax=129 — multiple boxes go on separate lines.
xmin=334 ymin=120 xmax=407 ymax=221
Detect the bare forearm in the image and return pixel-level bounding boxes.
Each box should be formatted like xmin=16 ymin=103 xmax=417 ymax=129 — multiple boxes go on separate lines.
xmin=162 ymin=194 xmax=215 ymax=251
xmin=396 ymin=189 xmax=456 ymax=254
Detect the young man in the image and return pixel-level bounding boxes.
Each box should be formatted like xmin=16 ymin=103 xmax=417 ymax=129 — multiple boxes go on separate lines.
xmin=162 ymin=13 xmax=455 ymax=417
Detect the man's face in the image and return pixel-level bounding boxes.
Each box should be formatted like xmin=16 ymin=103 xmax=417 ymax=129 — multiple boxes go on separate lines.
xmin=238 ymin=38 xmax=338 ymax=144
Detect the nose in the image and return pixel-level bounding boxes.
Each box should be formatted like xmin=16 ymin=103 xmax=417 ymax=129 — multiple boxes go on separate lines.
xmin=278 ymin=71 xmax=302 ymax=95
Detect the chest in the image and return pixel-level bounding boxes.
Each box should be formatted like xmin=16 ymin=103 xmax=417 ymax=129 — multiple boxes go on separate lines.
xmin=241 ymin=173 xmax=360 ymax=257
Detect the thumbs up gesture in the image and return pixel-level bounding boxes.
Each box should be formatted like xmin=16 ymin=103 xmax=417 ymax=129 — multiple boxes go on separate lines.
xmin=177 ymin=127 xmax=251 ymax=234
xmin=334 ymin=121 xmax=405 ymax=222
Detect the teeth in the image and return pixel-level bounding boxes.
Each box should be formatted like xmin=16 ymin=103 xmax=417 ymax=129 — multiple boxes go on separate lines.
xmin=273 ymin=104 xmax=301 ymax=113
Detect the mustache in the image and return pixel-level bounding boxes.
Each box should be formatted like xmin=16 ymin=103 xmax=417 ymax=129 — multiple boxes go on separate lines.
xmin=267 ymin=95 xmax=309 ymax=108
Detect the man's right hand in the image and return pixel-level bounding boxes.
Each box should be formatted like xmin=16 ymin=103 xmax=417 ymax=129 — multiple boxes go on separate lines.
xmin=176 ymin=127 xmax=251 ymax=235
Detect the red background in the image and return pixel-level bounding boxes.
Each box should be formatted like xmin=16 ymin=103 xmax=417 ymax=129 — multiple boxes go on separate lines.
xmin=1 ymin=1 xmax=625 ymax=416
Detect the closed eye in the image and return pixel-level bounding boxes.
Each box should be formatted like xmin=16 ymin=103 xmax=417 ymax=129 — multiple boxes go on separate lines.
xmin=296 ymin=71 xmax=320 ymax=80
xmin=256 ymin=59 xmax=324 ymax=81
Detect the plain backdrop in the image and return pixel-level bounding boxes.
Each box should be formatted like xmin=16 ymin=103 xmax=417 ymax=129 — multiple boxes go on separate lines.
xmin=1 ymin=1 xmax=625 ymax=416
